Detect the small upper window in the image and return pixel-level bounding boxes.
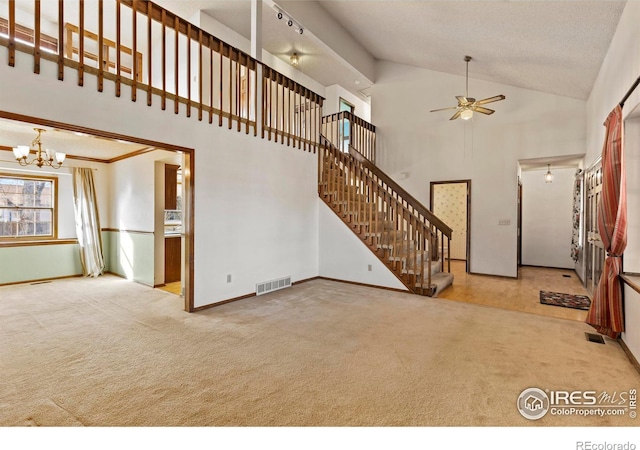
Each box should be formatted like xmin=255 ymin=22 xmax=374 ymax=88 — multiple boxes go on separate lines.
xmin=0 ymin=173 xmax=57 ymax=240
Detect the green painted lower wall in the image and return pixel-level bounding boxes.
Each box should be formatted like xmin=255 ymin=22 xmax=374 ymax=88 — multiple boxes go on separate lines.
xmin=103 ymin=230 xmax=155 ymax=287
xmin=0 ymin=231 xmax=155 ymax=286
xmin=0 ymin=243 xmax=83 ymax=285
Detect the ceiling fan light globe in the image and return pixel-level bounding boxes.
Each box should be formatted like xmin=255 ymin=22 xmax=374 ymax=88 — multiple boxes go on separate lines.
xmin=460 ymin=109 xmax=473 ymax=121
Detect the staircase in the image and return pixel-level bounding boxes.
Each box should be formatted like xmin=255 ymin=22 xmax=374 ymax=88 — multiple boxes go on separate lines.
xmin=319 ymin=113 xmax=454 ymax=296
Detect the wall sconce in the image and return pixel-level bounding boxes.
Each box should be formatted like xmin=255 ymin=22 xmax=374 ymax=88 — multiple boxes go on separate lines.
xmin=290 ymin=52 xmax=300 ymax=67
xmin=544 ymin=164 xmax=554 ymax=183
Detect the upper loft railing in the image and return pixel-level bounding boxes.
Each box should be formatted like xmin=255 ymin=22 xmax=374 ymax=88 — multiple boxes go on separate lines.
xmin=0 ymin=0 xmax=324 ymax=151
xmin=321 ymin=111 xmax=376 ymax=162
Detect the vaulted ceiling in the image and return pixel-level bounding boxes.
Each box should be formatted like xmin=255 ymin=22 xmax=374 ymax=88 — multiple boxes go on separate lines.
xmin=179 ymin=0 xmax=627 ymax=101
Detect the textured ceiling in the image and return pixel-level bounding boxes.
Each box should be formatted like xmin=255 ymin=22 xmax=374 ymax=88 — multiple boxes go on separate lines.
xmin=318 ymin=1 xmax=627 ymax=100
xmin=0 ymin=118 xmax=147 ymax=162
xmin=158 ymin=1 xmax=626 ymax=100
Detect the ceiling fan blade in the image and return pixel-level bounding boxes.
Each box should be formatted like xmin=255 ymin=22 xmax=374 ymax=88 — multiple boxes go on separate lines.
xmin=475 ymin=95 xmax=506 ymax=105
xmin=430 ymin=106 xmax=459 ymax=112
xmin=449 ymin=110 xmax=462 ymax=121
xmin=472 ymin=106 xmax=495 ymax=115
xmin=456 ymin=96 xmax=468 ymax=105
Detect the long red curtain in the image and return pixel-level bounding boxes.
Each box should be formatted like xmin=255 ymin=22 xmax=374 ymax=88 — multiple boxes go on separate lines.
xmin=586 ymin=105 xmax=627 ymax=339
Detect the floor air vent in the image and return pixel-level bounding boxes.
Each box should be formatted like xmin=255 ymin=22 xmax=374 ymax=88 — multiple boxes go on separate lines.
xmin=585 ymin=332 xmax=605 ymax=344
xmin=256 ymin=276 xmax=292 ymax=296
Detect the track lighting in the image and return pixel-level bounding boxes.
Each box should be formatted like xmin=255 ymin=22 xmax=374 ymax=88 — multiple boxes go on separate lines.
xmin=276 ymin=8 xmax=303 ymax=35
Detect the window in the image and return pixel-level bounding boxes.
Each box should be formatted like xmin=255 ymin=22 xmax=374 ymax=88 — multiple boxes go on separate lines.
xmin=339 ymin=98 xmax=355 ymax=152
xmin=0 ymin=174 xmax=57 ymax=240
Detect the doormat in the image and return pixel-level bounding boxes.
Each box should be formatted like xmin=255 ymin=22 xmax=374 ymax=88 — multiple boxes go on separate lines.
xmin=539 ymin=291 xmax=591 ymax=311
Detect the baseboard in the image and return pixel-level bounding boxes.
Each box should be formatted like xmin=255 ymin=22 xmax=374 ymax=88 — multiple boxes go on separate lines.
xmin=520 ymin=264 xmax=576 ymax=271
xmin=192 ymin=276 xmax=319 ymax=312
xmin=317 ymin=276 xmax=410 ymax=293
xmin=469 ymin=271 xmax=518 ymax=280
xmin=619 ymin=338 xmax=640 ymax=375
xmin=0 ymin=273 xmax=82 ymax=287
xmin=192 ymin=292 xmax=257 ymax=312
xmin=293 ymin=276 xmax=320 ymax=285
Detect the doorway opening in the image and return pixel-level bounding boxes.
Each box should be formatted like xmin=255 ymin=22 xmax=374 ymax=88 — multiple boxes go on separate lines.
xmin=584 ymin=158 xmax=604 ymax=295
xmin=0 ymin=110 xmax=195 ymax=312
xmin=430 ymin=180 xmax=471 ymax=273
xmin=339 ymin=97 xmax=355 ymax=152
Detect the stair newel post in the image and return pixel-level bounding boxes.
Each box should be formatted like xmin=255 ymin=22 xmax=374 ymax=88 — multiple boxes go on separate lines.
xmin=368 ymin=175 xmax=374 ymax=246
xmin=385 ymin=190 xmax=392 ymax=252
xmin=420 ymin=225 xmax=425 ymax=294
xmin=427 ymin=226 xmax=433 ymax=291
xmin=345 ymin=153 xmax=350 ymax=214
xmin=338 ymin=150 xmax=343 ymax=207
xmin=358 ymin=161 xmax=364 ymax=231
xmin=328 ymin=147 xmax=334 ymax=204
xmin=317 ymin=144 xmax=323 ymax=197
xmin=401 ymin=207 xmax=407 ymax=281
xmin=440 ymin=229 xmax=445 ymax=273
xmin=392 ymin=199 xmax=399 ymax=272
xmin=412 ymin=215 xmax=418 ymax=287
xmin=447 ymin=235 xmax=451 ymax=273
xmin=337 ymin=152 xmax=342 ymax=216
xmin=338 ymin=114 xmax=343 ymax=152
xmin=373 ymin=178 xmax=384 ymax=248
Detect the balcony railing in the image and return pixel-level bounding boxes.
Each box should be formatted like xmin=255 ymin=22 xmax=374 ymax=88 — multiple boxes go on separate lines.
xmin=321 ymin=110 xmax=376 ymax=162
xmin=0 ymin=0 xmax=324 ymax=150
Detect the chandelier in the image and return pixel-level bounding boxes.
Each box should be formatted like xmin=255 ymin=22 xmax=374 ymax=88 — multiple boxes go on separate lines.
xmin=13 ymin=128 xmax=66 ymax=169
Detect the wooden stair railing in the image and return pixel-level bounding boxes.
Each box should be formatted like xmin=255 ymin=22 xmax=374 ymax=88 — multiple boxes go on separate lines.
xmin=319 ymin=135 xmax=448 ymax=296
xmin=321 ymin=110 xmax=376 ymax=162
xmin=0 ymin=0 xmax=324 ymax=152
xmin=321 ymin=111 xmax=453 ymax=273
xmin=348 ymin=145 xmax=453 ymax=273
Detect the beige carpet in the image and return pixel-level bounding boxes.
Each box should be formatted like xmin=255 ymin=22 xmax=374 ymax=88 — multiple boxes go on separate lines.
xmin=0 ymin=275 xmax=638 ymax=426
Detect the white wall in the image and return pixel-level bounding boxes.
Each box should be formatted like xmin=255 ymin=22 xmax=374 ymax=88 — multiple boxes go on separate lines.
xmin=586 ymin=2 xmax=640 ymax=166
xmin=521 ymin=168 xmax=575 ymax=269
xmin=318 ymin=201 xmax=407 ymax=291
xmin=0 ymin=48 xmax=319 ymax=307
xmin=625 ymin=115 xmax=640 ymax=274
xmin=372 ymin=61 xmax=586 ymax=278
xmin=586 ymin=2 xmax=640 ymax=362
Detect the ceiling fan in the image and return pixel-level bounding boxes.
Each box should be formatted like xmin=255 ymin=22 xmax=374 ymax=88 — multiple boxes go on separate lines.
xmin=430 ymin=56 xmax=505 ymax=121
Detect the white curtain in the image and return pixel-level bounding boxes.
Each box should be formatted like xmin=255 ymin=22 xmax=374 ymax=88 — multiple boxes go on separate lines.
xmin=73 ymin=168 xmax=105 ymax=277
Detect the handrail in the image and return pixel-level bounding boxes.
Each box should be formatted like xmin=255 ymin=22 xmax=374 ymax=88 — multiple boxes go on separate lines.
xmin=321 ymin=111 xmax=376 ymax=162
xmin=318 ymin=135 xmax=436 ymax=292
xmin=349 ymin=146 xmax=453 ymax=239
